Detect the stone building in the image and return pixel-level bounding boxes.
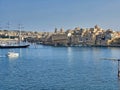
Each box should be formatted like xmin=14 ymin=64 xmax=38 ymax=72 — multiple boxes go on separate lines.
xmin=51 ymin=33 xmax=68 ymax=46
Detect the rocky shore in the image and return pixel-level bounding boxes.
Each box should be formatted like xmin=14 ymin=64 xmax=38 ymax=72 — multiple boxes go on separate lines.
xmin=0 ymin=25 xmax=120 ymax=47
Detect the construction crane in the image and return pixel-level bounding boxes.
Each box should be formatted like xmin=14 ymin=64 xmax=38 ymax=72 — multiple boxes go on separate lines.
xmin=101 ymin=58 xmax=120 ymax=77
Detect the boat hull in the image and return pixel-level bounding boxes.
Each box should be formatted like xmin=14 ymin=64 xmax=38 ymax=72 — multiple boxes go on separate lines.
xmin=0 ymin=45 xmax=30 ymax=48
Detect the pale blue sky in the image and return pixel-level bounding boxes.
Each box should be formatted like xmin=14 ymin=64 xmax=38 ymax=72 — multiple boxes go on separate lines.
xmin=0 ymin=0 xmax=120 ymax=31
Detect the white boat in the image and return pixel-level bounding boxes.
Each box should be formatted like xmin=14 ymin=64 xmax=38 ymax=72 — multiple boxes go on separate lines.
xmin=7 ymin=51 xmax=19 ymax=57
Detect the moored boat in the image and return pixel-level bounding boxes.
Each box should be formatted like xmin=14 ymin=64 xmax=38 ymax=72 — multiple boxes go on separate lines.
xmin=0 ymin=23 xmax=30 ymax=49
xmin=0 ymin=44 xmax=30 ymax=48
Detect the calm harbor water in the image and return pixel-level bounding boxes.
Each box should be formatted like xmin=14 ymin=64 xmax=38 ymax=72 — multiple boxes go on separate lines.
xmin=0 ymin=45 xmax=120 ymax=90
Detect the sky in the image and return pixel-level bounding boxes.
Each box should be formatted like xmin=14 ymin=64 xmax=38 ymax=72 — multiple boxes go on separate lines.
xmin=0 ymin=0 xmax=120 ymax=32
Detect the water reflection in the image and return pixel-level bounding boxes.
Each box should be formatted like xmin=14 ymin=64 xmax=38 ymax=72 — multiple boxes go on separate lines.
xmin=67 ymin=47 xmax=73 ymax=65
xmin=0 ymin=58 xmax=10 ymax=83
xmin=8 ymin=56 xmax=19 ymax=60
xmin=117 ymin=78 xmax=120 ymax=90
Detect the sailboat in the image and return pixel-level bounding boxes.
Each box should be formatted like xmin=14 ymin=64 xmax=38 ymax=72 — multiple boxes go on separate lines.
xmin=0 ymin=23 xmax=30 ymax=48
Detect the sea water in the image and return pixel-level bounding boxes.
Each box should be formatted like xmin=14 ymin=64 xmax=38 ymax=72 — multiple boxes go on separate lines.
xmin=0 ymin=45 xmax=120 ymax=90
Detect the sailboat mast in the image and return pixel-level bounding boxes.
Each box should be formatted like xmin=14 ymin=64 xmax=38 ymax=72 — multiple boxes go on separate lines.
xmin=0 ymin=24 xmax=2 ymax=30
xmin=7 ymin=22 xmax=10 ymax=29
xmin=18 ymin=24 xmax=21 ymax=43
xmin=7 ymin=22 xmax=10 ymax=38
xmin=6 ymin=22 xmax=10 ymax=44
xmin=18 ymin=24 xmax=24 ymax=44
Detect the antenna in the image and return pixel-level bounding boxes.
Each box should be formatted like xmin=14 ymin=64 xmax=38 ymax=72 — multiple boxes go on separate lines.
xmin=101 ymin=58 xmax=120 ymax=77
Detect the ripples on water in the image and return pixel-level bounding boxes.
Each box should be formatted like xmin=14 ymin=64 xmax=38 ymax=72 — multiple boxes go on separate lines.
xmin=0 ymin=45 xmax=120 ymax=90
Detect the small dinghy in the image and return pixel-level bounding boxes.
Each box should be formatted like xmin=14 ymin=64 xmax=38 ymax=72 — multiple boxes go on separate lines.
xmin=7 ymin=51 xmax=19 ymax=57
